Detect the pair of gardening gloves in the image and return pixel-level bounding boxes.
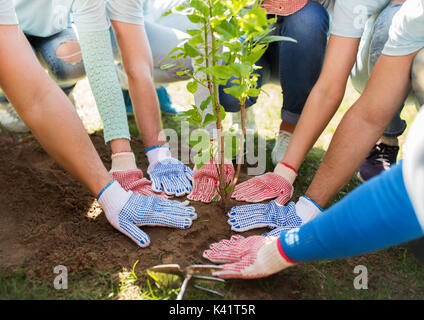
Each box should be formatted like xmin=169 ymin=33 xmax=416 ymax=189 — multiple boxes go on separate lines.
xmin=105 ymin=144 xmax=234 ymax=247
xmin=109 ymin=144 xmax=235 ymax=203
xmin=202 ymin=162 xmax=324 ymax=279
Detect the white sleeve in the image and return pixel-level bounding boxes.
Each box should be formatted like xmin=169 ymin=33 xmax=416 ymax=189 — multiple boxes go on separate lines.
xmin=330 ymin=0 xmax=390 ymax=38
xmin=383 ymin=0 xmax=424 ymax=56
xmin=0 ymin=0 xmax=18 ymax=25
xmin=403 ymin=106 xmax=424 ymax=230
xmin=107 ymin=0 xmax=144 ymax=26
xmin=71 ymin=0 xmax=110 ymax=33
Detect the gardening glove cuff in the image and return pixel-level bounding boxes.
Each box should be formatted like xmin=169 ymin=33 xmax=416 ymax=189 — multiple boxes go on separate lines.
xmin=274 ymin=162 xmax=297 ymax=185
xmin=204 ymin=235 xmax=296 ymax=279
xmin=146 ymin=145 xmax=172 ymax=171
xmin=295 ymin=196 xmax=323 ymax=224
xmin=110 ymin=151 xmax=137 ymax=173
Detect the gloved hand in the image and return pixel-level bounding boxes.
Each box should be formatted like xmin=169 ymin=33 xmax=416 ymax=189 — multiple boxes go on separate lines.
xmin=110 ymin=151 xmax=167 ymax=198
xmin=97 ymin=181 xmax=197 ymax=247
xmin=188 ymin=158 xmax=235 ymax=203
xmin=227 ymin=196 xmax=323 ymax=233
xmin=231 ymin=163 xmax=297 ymax=204
xmin=203 ymin=235 xmax=296 ymax=279
xmin=146 ymin=146 xmax=193 ymax=196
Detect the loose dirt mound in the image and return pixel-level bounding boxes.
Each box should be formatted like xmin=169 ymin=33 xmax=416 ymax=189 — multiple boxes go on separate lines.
xmin=0 ymin=133 xmax=299 ymax=299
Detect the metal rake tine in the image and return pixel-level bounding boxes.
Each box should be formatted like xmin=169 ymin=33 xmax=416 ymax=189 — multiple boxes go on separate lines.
xmin=176 ymin=274 xmax=192 ymax=300
xmin=192 ymin=275 xmax=225 ymax=283
xmin=192 ymin=284 xmax=225 ymax=298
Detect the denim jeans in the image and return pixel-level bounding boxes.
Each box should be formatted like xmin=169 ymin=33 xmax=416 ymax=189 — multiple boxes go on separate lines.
xmin=0 ymin=26 xmax=85 ymax=104
xmin=218 ymin=1 xmax=329 ymax=124
xmin=351 ymin=1 xmax=407 ymax=138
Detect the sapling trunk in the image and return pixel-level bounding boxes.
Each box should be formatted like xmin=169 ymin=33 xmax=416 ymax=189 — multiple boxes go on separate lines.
xmin=163 ymin=0 xmax=296 ymax=210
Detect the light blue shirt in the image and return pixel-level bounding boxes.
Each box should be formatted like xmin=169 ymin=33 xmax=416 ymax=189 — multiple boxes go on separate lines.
xmin=331 ymin=0 xmax=391 ymax=38
xmin=0 ymin=0 xmax=144 ymax=36
xmin=383 ymin=0 xmax=424 ymax=56
xmin=0 ymin=0 xmax=17 ymax=24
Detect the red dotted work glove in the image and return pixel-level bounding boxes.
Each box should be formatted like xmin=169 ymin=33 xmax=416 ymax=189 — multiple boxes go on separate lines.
xmin=231 ymin=163 xmax=297 ymax=205
xmin=188 ymin=158 xmax=235 ymax=203
xmin=203 ymin=235 xmax=296 ymax=279
xmin=110 ymin=151 xmax=167 ymax=199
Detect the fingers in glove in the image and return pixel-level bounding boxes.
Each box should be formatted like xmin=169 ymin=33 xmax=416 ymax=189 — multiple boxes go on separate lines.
xmin=212 ymin=259 xmax=257 ymax=279
xmin=150 ymin=175 xmax=163 ymax=193
xmin=118 ymin=220 xmax=151 ymax=248
xmin=135 ymin=213 xmax=193 ymax=229
xmin=184 ymin=165 xmax=194 ymax=181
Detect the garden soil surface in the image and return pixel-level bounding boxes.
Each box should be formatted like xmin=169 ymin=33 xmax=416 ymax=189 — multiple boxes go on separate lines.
xmin=0 ymin=133 xmax=301 ymax=300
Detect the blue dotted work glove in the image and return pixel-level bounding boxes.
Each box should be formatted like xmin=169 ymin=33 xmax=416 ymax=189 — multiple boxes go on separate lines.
xmin=227 ymin=201 xmax=302 ymax=233
xmin=147 ymin=146 xmax=193 ymax=196
xmin=98 ymin=181 xmax=197 ymax=247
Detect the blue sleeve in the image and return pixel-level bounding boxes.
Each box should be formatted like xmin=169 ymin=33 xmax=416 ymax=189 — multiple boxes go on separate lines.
xmin=280 ymin=162 xmax=424 ymax=262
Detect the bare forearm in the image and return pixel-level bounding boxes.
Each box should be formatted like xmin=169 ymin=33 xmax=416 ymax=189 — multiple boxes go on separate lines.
xmin=112 ymin=21 xmax=164 ymax=149
xmin=0 ymin=26 xmax=111 ymax=196
xmin=283 ymin=84 xmax=346 ymax=170
xmin=306 ymin=53 xmax=417 ymax=207
xmin=282 ymin=35 xmax=360 ymax=171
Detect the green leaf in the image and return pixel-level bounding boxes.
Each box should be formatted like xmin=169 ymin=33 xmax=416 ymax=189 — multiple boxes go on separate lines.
xmin=230 ymin=62 xmax=253 ymax=77
xmin=184 ymin=42 xmax=202 ymax=58
xmin=206 ymin=65 xmax=233 ymax=80
xmin=246 ymin=44 xmax=267 ymax=65
xmin=246 ymin=87 xmax=261 ymax=97
xmin=186 ymin=80 xmax=198 ymax=94
xmin=160 ymin=63 xmax=176 ymax=70
xmin=260 ymin=35 xmax=297 ymax=44
xmin=199 ymin=96 xmax=212 ymax=111
xmin=203 ymin=112 xmax=217 ymax=126
xmin=190 ymin=0 xmax=210 ymax=17
xmin=223 ymin=85 xmax=245 ymax=99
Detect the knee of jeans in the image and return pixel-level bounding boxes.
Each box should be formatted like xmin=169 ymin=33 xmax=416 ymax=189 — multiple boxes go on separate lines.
xmin=56 ymin=40 xmax=82 ymax=64
xmin=412 ymin=49 xmax=424 ymax=105
xmin=284 ymin=1 xmax=329 ymax=36
xmin=47 ymin=40 xmax=85 ymax=83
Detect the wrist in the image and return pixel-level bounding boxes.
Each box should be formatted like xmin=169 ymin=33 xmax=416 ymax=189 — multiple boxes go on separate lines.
xmin=255 ymin=237 xmax=297 ymax=275
xmin=295 ymin=195 xmax=323 ymax=224
xmin=110 ymin=151 xmax=137 ymax=173
xmin=274 ymin=162 xmax=297 ymax=184
xmin=110 ymin=138 xmax=132 ymax=154
xmin=275 ymin=237 xmax=299 ymax=265
xmin=146 ymin=145 xmax=171 ymax=170
xmin=97 ymin=181 xmax=132 ymax=223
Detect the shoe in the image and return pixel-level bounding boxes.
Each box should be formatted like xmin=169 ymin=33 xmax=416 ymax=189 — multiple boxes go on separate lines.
xmin=271 ymin=131 xmax=292 ymax=166
xmin=122 ymin=87 xmax=186 ymax=116
xmin=357 ymin=142 xmax=399 ymax=182
xmin=156 ymin=86 xmax=185 ymax=114
xmin=0 ymin=102 xmax=30 ymax=133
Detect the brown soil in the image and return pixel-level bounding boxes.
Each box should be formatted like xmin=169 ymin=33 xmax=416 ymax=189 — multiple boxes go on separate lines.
xmin=0 ymin=133 xmax=300 ymax=300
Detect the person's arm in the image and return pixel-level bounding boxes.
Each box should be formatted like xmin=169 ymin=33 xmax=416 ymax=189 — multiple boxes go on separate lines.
xmin=203 ymin=161 xmax=424 ymax=278
xmin=281 ymin=34 xmax=360 ymax=171
xmin=111 ymin=20 xmax=164 ymax=149
xmin=305 ymin=52 xmax=417 ymax=207
xmin=71 ymin=0 xmax=131 ymax=152
xmin=0 ymin=23 xmax=112 ymax=196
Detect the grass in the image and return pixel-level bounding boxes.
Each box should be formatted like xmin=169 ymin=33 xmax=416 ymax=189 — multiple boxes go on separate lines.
xmin=1 ymin=79 xmax=422 ymax=300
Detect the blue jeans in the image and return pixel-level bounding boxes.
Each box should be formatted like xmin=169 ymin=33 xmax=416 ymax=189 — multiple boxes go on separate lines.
xmin=0 ymin=26 xmax=85 ymax=103
xmin=219 ymin=1 xmax=329 ymax=124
